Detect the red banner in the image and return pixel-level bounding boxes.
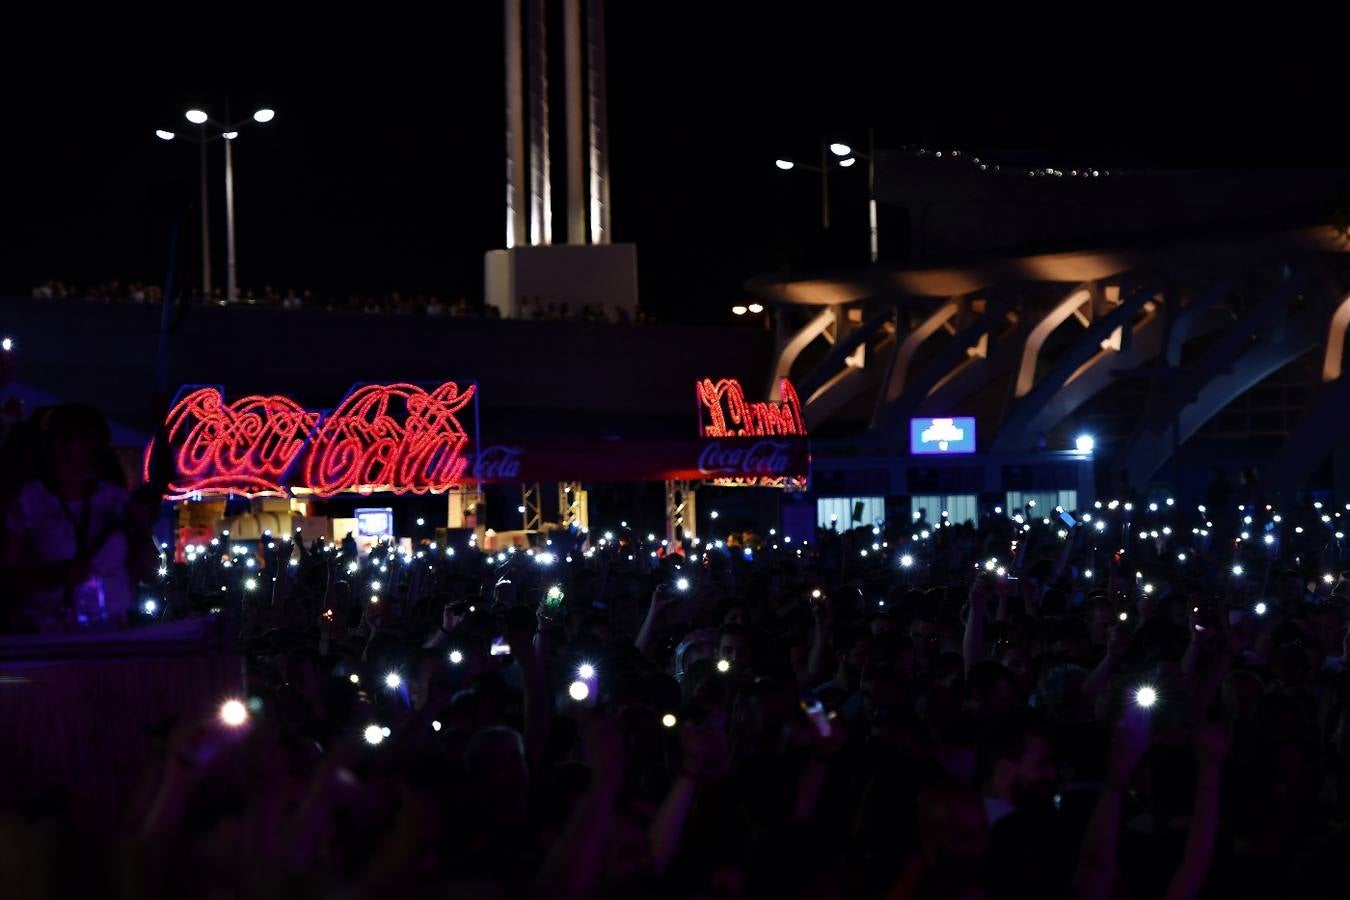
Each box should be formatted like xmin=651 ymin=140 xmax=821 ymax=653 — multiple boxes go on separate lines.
xmin=465 ymin=437 xmax=810 ymax=485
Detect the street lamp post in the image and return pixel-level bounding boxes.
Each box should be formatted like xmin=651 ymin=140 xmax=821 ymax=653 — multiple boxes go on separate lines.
xmin=199 ymin=132 xmax=211 ymax=299
xmin=224 ymin=134 xmax=237 ymax=305
xmin=155 ymin=106 xmax=275 ymax=303
xmin=776 ymin=131 xmax=879 ymax=263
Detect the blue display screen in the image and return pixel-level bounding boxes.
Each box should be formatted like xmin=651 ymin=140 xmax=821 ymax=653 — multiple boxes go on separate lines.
xmin=909 ymin=417 xmax=976 ymax=455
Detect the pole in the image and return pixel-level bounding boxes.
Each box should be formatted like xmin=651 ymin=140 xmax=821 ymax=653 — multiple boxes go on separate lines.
xmin=526 ymin=0 xmax=551 ymax=245
xmin=820 ymin=143 xmax=830 ymax=230
xmin=225 ymin=136 xmax=237 ymax=303
xmin=563 ymin=0 xmax=585 ymax=244
xmin=867 ymin=127 xmax=878 ymax=263
xmin=505 ymin=0 xmax=527 ymax=248
xmin=586 ymin=0 xmax=610 ymax=243
xmin=199 ymin=132 xmax=211 ymax=299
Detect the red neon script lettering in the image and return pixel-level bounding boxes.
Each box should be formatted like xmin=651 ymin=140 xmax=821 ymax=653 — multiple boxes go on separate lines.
xmin=304 ymin=382 xmax=476 ymax=497
xmin=698 ymin=378 xmax=806 ymax=438
xmin=146 ymin=389 xmax=318 ymax=499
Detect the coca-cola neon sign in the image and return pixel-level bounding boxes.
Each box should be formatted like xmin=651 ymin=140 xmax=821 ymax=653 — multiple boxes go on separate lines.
xmin=146 ymin=381 xmax=477 ymax=500
xmin=697 ymin=378 xmax=806 ymax=438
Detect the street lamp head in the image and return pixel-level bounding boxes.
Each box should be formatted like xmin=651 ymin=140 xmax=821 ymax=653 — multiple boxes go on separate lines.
xmin=774 ymin=159 xmax=795 ymax=171
xmin=838 ymin=157 xmax=857 ymax=168
xmin=155 ymin=130 xmax=176 ymax=141
xmin=252 ymin=108 xmax=276 ymax=124
xmin=828 ymin=142 xmax=852 ymax=157
xmin=731 ymin=305 xmax=748 ymax=316
xmin=747 ymin=302 xmax=764 ymax=314
xmin=223 ymin=131 xmax=239 ymax=140
xmin=185 ymin=109 xmax=209 ymax=125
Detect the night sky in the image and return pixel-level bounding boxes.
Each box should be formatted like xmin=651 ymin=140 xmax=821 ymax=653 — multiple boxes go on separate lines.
xmin=1 ymin=17 xmax=1341 ymax=323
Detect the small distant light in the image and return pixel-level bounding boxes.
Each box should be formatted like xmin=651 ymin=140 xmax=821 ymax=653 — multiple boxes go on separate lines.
xmin=1324 ymin=573 xmax=1335 ymax=584
xmin=364 ymin=725 xmax=385 ymax=745
xmin=417 ymin=518 xmax=425 ymax=526
xmin=1231 ymin=564 xmax=1244 ymax=576
xmin=1264 ymin=534 xmax=1275 ymax=545
xmin=1119 ymin=611 xmax=1128 ymax=621
xmin=578 ymin=663 xmax=596 ymax=680
xmin=675 ymin=576 xmax=690 ymax=591
xmin=716 ymin=659 xmax=732 ymax=673
xmin=1255 ymin=602 xmax=1268 ymax=616
xmin=568 ymin=680 xmax=591 ymax=701
xmin=1178 ymin=553 xmax=1187 ymax=562
xmin=432 ymin=720 xmax=442 ymax=732
xmin=142 ymin=599 xmax=158 ymax=614
xmin=1149 ymin=503 xmax=1159 ymax=512
xmin=1134 ymin=686 xmax=1158 ymax=709
xmin=384 ymin=672 xmax=401 ymax=689
xmin=900 ymin=554 xmax=914 ymax=568
xmin=449 ymin=650 xmax=464 ymax=665
xmin=662 ymin=713 xmax=678 ymax=728
xmin=244 ymin=578 xmax=257 ymax=591
xmin=381 ymin=726 xmax=392 ymax=737
xmin=1084 ymin=569 xmax=1094 ymax=579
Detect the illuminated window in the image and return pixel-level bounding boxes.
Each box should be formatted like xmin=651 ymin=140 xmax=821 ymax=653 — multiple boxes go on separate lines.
xmin=817 ymin=496 xmax=884 ymax=529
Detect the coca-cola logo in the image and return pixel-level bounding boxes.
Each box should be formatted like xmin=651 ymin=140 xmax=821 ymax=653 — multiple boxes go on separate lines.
xmin=147 ymin=382 xmax=476 ymax=500
xmin=697 ymin=377 xmax=806 ymax=438
xmin=472 ymin=445 xmax=523 ymax=480
xmin=698 ymin=440 xmax=792 ymax=477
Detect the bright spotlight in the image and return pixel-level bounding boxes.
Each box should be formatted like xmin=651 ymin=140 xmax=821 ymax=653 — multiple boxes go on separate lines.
xmin=828 ymin=142 xmax=852 ymax=157
xmin=155 ymin=129 xmax=175 ymax=141
xmin=568 ymin=680 xmax=590 ymax=701
xmin=363 ymin=725 xmax=385 ymax=745
xmin=185 ymin=108 xmax=209 ymax=124
xmin=1134 ymin=686 xmax=1158 ymax=709
xmin=253 ymin=108 xmax=276 ymax=123
xmin=219 ymin=699 xmax=249 ymax=727
xmin=662 ymin=713 xmax=678 ymax=728
xmin=747 ymin=302 xmax=764 ymax=314
xmin=384 ymin=672 xmax=402 ymax=689
xmin=1075 ymin=434 xmax=1095 ymax=453
xmin=774 ymin=159 xmax=795 ymax=170
xmin=577 ymin=663 xmax=596 ymax=680
xmin=449 ymin=650 xmax=464 ymax=665
xmin=838 ymin=157 xmax=857 ymax=167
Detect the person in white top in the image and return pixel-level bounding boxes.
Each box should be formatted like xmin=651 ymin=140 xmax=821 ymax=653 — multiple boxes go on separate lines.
xmin=1 ymin=404 xmax=158 ymax=633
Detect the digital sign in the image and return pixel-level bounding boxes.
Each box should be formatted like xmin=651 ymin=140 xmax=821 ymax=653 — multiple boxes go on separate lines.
xmin=909 ymin=417 xmax=976 ymax=455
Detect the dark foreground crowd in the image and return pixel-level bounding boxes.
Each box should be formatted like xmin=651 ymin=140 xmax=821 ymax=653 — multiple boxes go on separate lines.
xmin=4 ymin=409 xmax=1350 ymax=898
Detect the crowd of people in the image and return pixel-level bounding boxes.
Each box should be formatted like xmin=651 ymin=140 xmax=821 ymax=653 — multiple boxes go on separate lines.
xmin=5 ymin=407 xmax=1350 ymax=896
xmin=27 ymin=280 xmax=647 ymax=323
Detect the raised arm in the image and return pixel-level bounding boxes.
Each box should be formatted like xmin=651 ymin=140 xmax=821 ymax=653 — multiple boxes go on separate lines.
xmin=1071 ymin=705 xmax=1151 ymax=899
xmin=1161 ymin=722 xmax=1230 ymax=900
xmin=963 ymin=573 xmax=995 ymax=677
